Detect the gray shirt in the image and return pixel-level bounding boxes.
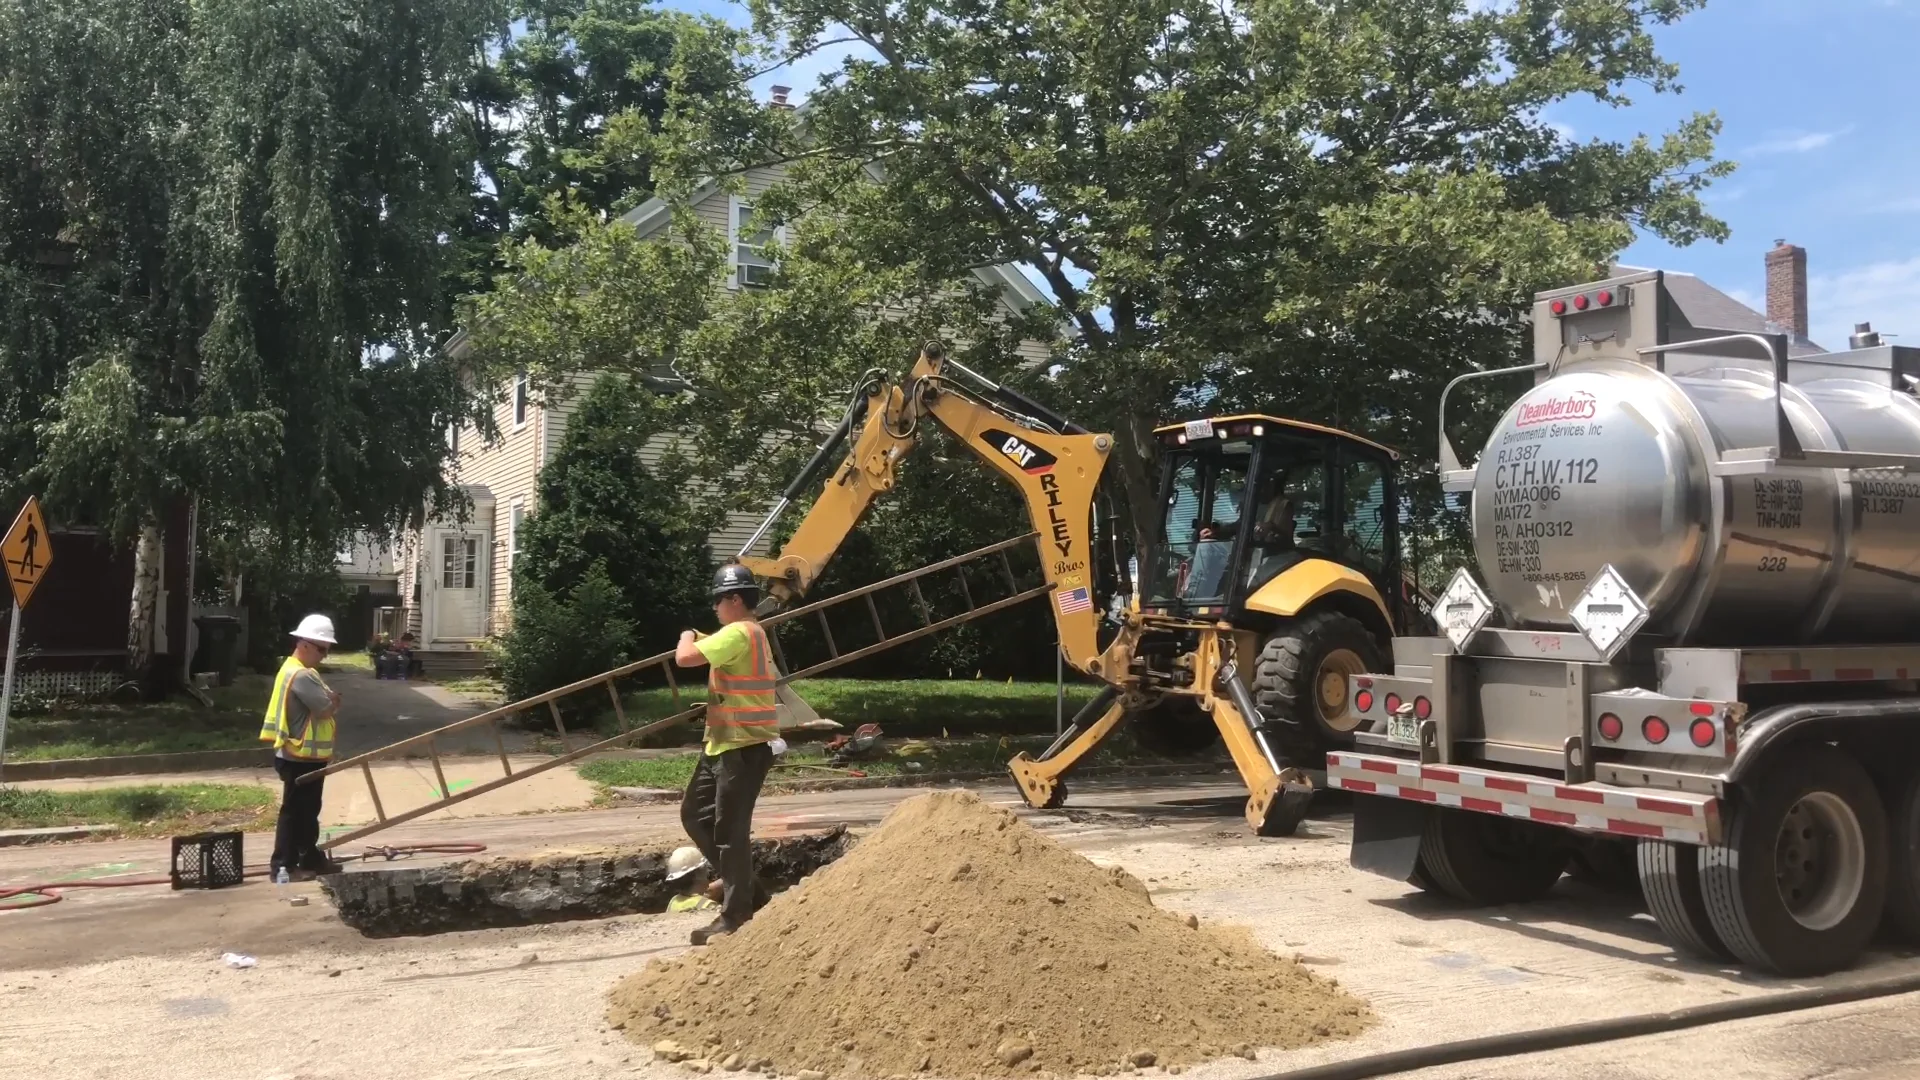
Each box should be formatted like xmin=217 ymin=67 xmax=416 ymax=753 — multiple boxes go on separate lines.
xmin=275 ymin=667 xmax=336 ymax=760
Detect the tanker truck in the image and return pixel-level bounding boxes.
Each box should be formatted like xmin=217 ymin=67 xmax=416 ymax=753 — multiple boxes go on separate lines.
xmin=1334 ymin=268 xmax=1920 ymax=977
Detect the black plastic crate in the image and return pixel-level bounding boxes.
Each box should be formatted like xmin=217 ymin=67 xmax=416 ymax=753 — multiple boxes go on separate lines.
xmin=171 ymin=831 xmax=245 ymax=890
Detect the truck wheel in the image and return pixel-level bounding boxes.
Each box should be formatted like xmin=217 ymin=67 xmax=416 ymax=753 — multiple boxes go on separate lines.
xmin=1418 ymin=808 xmax=1568 ymax=906
xmin=1125 ymin=696 xmax=1220 ymax=758
xmin=1254 ymin=611 xmax=1387 ymax=765
xmin=1700 ymin=745 xmax=1887 ymax=976
xmin=1882 ymin=771 xmax=1920 ymax=945
xmin=1637 ymin=840 xmax=1733 ymax=961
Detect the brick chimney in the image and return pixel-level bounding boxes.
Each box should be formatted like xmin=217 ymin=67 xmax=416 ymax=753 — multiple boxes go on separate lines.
xmin=1765 ymin=239 xmax=1809 ymax=340
xmin=770 ymin=85 xmax=793 ymax=109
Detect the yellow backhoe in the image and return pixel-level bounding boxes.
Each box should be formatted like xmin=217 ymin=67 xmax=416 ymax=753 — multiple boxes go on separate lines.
xmin=740 ymin=343 xmax=1426 ymax=835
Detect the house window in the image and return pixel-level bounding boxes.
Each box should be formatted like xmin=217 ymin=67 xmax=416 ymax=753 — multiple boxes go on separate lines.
xmin=508 ymin=502 xmax=524 ymax=569
xmin=732 ymin=198 xmax=781 ymax=288
xmin=441 ymin=536 xmax=478 ymax=589
xmin=512 ymin=372 xmax=529 ymax=428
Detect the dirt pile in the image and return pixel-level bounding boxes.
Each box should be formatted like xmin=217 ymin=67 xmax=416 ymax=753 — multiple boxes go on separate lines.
xmin=607 ymin=791 xmax=1371 ymax=1077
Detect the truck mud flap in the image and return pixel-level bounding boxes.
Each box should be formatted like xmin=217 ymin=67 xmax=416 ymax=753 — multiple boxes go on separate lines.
xmin=1327 ymin=751 xmax=1722 ymax=847
xmin=1350 ymin=793 xmax=1428 ymax=881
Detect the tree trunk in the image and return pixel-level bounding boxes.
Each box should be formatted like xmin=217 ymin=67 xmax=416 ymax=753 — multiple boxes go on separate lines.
xmin=126 ymin=523 xmax=162 ymax=678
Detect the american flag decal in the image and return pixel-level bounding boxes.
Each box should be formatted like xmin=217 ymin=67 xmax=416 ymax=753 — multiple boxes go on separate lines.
xmin=1056 ymin=586 xmax=1092 ymax=614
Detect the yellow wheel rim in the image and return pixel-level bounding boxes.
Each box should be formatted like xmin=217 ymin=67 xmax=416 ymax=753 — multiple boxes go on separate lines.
xmin=1316 ymin=648 xmax=1367 ymax=733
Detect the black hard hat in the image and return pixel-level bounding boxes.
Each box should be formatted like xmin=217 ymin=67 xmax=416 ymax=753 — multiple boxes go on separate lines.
xmin=711 ymin=563 xmax=759 ymax=599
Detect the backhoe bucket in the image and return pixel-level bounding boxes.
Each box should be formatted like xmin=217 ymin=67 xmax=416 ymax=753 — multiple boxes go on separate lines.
xmin=776 ymin=680 xmax=837 ymax=732
xmin=1247 ymin=767 xmax=1315 ymax=837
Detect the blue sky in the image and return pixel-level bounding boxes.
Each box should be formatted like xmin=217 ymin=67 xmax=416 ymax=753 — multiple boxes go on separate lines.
xmin=671 ymin=0 xmax=1918 ymax=351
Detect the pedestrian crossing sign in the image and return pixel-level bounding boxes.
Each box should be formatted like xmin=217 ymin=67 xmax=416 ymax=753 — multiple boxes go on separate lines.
xmin=3 ymin=497 xmax=52 ymax=611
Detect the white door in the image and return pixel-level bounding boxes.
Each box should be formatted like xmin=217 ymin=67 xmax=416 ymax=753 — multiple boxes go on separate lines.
xmin=430 ymin=531 xmax=485 ymax=642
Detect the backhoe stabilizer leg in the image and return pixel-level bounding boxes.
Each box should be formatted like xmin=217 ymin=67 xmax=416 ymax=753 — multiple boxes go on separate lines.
xmin=1008 ymin=685 xmax=1125 ymax=810
xmin=1210 ymin=665 xmax=1316 ymax=837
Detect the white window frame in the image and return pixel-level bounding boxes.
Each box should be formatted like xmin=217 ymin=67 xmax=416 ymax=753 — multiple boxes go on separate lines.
xmin=441 ymin=535 xmax=478 ymax=590
xmin=447 ymin=422 xmax=461 ymax=456
xmin=729 ymin=196 xmax=784 ymax=289
xmin=508 ymin=501 xmax=524 ymax=569
xmin=512 ymin=372 xmax=530 ymax=429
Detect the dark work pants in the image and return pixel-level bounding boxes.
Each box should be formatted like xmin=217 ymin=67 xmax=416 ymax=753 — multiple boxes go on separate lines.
xmin=273 ymin=757 xmax=329 ymax=872
xmin=680 ymin=742 xmax=774 ymax=926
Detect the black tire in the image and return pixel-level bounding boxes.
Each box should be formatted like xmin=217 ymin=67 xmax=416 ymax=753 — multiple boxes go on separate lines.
xmin=1700 ymin=745 xmax=1887 ymax=976
xmin=1418 ymin=807 xmax=1568 ymax=906
xmin=1568 ymin=838 xmax=1642 ymax=895
xmin=1409 ymin=856 xmax=1441 ymax=894
xmin=1637 ymin=840 xmax=1733 ymax=962
xmin=1884 ymin=771 xmax=1920 ymax=945
xmin=1125 ymin=696 xmax=1220 ymax=758
xmin=1253 ymin=610 xmax=1388 ymax=765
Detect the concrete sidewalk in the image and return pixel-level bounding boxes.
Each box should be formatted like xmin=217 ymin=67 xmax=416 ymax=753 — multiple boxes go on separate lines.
xmin=13 ymin=753 xmax=599 ymax=828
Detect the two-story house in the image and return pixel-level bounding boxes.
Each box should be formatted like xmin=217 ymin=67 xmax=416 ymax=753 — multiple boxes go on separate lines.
xmin=391 ymin=154 xmax=1055 ymax=673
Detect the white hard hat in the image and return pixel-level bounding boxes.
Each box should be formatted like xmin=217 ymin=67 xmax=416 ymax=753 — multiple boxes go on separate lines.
xmin=291 ymin=614 xmax=338 ymax=645
xmin=665 ymin=846 xmax=708 ymax=883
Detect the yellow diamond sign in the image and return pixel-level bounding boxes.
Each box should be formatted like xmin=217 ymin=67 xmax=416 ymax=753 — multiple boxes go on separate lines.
xmin=3 ymin=497 xmax=53 ymax=611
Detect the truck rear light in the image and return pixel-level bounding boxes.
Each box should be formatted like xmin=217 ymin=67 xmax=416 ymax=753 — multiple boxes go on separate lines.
xmin=1573 ymin=293 xmax=1590 ymax=311
xmin=1596 ymin=289 xmax=1615 ymax=306
xmin=1597 ymin=712 xmax=1623 ymax=741
xmin=1642 ymin=716 xmax=1670 ymax=744
xmin=1413 ymin=696 xmax=1432 ymax=720
xmin=1355 ymin=690 xmax=1374 ymax=713
xmin=1688 ymin=701 xmax=1714 ymax=716
xmin=1689 ymin=718 xmax=1717 ymax=748
xmin=1385 ymin=693 xmax=1403 ymax=716
xmin=1549 ymin=298 xmax=1568 ymax=316
xmin=1355 ymin=677 xmax=1373 ymax=689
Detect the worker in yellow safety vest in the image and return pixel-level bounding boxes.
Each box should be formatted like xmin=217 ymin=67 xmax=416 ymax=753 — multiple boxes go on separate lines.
xmin=665 ymin=846 xmax=722 ymax=914
xmin=257 ymin=614 xmax=345 ymax=879
xmin=674 ymin=563 xmax=784 ymax=944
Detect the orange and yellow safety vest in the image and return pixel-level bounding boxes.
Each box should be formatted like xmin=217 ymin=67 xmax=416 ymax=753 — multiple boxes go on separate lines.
xmin=706 ymin=620 xmax=779 ymax=745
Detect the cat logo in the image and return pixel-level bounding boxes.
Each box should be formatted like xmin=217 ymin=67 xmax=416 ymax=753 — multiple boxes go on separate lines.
xmin=981 ymin=428 xmax=1057 ymax=475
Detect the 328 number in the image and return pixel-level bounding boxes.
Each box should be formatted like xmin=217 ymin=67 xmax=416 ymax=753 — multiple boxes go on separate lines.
xmin=1757 ymin=555 xmax=1788 ymax=573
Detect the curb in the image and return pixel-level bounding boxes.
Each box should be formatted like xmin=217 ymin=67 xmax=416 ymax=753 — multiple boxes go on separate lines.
xmin=2 ymin=747 xmax=276 ymax=782
xmin=0 ymin=824 xmax=123 ymax=847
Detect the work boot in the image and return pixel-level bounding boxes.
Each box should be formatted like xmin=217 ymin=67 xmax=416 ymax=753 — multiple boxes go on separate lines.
xmin=689 ymin=917 xmax=736 ymax=946
xmin=304 ymin=854 xmax=346 ymax=876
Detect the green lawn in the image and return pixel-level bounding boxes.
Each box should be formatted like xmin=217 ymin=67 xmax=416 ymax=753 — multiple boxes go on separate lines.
xmin=589 ymin=678 xmax=1103 ymax=744
xmin=0 ymin=783 xmax=275 ymax=837
xmin=3 ymin=673 xmax=273 ymax=761
xmin=577 ymin=728 xmax=1189 ymax=793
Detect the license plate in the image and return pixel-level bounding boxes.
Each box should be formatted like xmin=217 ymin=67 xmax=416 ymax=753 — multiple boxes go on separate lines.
xmin=1387 ymin=714 xmax=1419 ymax=744
xmin=1182 ymin=418 xmax=1215 ymax=441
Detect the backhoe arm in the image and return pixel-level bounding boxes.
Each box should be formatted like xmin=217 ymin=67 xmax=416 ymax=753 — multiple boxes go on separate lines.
xmin=739 ymin=343 xmax=1114 ymax=674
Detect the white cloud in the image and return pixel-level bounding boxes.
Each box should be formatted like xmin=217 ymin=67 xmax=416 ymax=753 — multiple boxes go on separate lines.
xmin=1745 ymin=125 xmax=1855 ymax=156
xmin=1809 ymin=257 xmax=1920 ymax=351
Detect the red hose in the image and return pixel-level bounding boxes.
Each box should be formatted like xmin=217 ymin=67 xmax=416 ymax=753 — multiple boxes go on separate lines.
xmin=0 ymin=841 xmax=488 ymax=910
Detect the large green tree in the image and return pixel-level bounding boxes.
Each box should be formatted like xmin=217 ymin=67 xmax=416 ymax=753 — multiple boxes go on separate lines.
xmin=648 ymin=0 xmax=1733 ymax=554
xmin=0 ymin=0 xmax=493 ymax=675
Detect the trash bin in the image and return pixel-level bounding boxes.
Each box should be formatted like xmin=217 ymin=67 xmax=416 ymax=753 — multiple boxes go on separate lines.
xmin=192 ymin=615 xmax=242 ymax=687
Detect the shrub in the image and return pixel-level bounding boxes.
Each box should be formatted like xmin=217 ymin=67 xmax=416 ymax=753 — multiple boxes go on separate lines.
xmin=496 ymin=560 xmax=638 ymax=707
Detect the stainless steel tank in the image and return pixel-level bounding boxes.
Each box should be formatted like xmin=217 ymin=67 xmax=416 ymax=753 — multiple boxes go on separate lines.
xmin=1470 ymin=358 xmax=1920 ymax=645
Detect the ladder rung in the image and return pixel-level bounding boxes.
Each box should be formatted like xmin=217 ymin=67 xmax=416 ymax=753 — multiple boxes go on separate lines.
xmin=957 ymin=567 xmax=976 ymax=609
xmin=768 ymin=627 xmax=792 ymax=674
xmin=362 ymin=760 xmax=387 ymax=822
xmin=865 ymin=593 xmax=885 ymax=641
xmin=547 ymin=699 xmax=567 ymax=739
xmin=909 ymin=579 xmax=932 ymax=624
xmin=608 ymin=680 xmax=628 ymax=731
xmin=817 ymin=609 xmax=840 ymax=658
xmin=492 ymin=721 xmax=513 ymax=777
xmin=663 ymin=657 xmax=681 ymax=708
xmin=428 ymin=742 xmax=452 ymax=800
xmin=997 ymin=550 xmax=1019 ymax=592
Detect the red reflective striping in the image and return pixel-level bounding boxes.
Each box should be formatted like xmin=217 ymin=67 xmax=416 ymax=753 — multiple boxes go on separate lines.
xmin=1770 ymin=668 xmax=1813 ymax=682
xmin=1835 ymin=668 xmax=1876 ymax=681
xmin=1636 ymin=797 xmax=1694 ymax=816
xmin=1461 ymin=796 xmax=1503 ymax=815
xmin=1359 ymin=759 xmax=1404 ymax=775
xmin=1609 ymin=819 xmax=1664 ymax=839
xmin=1484 ymin=775 xmax=1530 ymax=794
xmin=1400 ymin=787 xmax=1438 ymax=803
xmin=1529 ymin=807 xmax=1578 ymax=827
xmin=1423 ymin=768 xmax=1461 ymax=785
xmin=1556 ymin=786 xmax=1605 ymax=804
xmin=1341 ymin=778 xmax=1379 ymax=794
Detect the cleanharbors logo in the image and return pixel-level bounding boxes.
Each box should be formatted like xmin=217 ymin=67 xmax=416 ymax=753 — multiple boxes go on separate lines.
xmin=1515 ymin=391 xmax=1598 ymax=428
